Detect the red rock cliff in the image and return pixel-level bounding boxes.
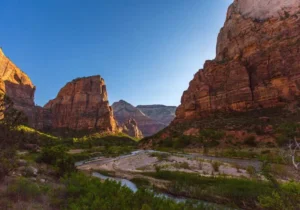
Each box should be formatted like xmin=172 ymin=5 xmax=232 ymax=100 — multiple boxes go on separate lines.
xmin=44 ymin=76 xmax=117 ymax=132
xmin=175 ymin=0 xmax=300 ymax=122
xmin=0 ymin=48 xmax=36 ymax=123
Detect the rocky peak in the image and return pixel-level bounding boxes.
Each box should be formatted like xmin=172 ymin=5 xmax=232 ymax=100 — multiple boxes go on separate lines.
xmin=120 ymin=118 xmax=143 ymax=139
xmin=137 ymin=105 xmax=177 ymax=125
xmin=44 ymin=76 xmax=117 ymax=132
xmin=112 ymin=100 xmax=165 ymax=137
xmin=233 ymin=0 xmax=300 ymax=20
xmin=0 ymin=48 xmax=36 ymax=124
xmin=175 ymin=0 xmax=300 ymax=122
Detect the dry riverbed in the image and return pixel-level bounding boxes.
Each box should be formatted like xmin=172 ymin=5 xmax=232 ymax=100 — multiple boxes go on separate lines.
xmin=77 ymin=151 xmax=253 ymax=178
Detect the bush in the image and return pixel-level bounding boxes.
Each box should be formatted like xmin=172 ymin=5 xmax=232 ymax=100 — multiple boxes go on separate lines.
xmin=211 ymin=161 xmax=221 ymax=172
xmin=276 ymin=123 xmax=300 ymax=146
xmin=173 ymin=162 xmax=190 ymax=169
xmin=7 ymin=178 xmax=41 ymax=201
xmin=199 ymin=129 xmax=224 ymax=147
xmin=244 ymin=136 xmax=257 ymax=147
xmin=246 ymin=166 xmax=256 ymax=176
xmin=38 ymin=145 xmax=75 ymax=176
xmin=150 ymin=152 xmax=170 ymax=161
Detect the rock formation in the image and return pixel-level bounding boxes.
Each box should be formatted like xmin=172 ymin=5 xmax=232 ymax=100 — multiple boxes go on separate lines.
xmin=137 ymin=105 xmax=176 ymax=125
xmin=44 ymin=76 xmax=117 ymax=133
xmin=112 ymin=100 xmax=166 ymax=137
xmin=0 ymin=48 xmax=36 ymax=124
xmin=175 ymin=0 xmax=300 ymax=122
xmin=120 ymin=118 xmax=143 ymax=139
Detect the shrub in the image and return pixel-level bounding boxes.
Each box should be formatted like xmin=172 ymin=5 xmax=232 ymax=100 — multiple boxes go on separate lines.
xmin=7 ymin=178 xmax=41 ymax=201
xmin=244 ymin=135 xmax=257 ymax=147
xmin=173 ymin=162 xmax=190 ymax=169
xmin=150 ymin=152 xmax=170 ymax=161
xmin=246 ymin=166 xmax=256 ymax=176
xmin=211 ymin=161 xmax=221 ymax=172
xmin=276 ymin=123 xmax=300 ymax=146
xmin=38 ymin=145 xmax=75 ymax=176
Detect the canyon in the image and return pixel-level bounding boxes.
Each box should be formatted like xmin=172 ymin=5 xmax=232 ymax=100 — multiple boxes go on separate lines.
xmin=175 ymin=0 xmax=300 ymax=122
xmin=142 ymin=0 xmax=300 ymax=147
xmin=0 ymin=49 xmax=116 ymax=135
xmin=112 ymin=100 xmax=176 ymax=137
xmin=0 ymin=49 xmax=175 ymax=138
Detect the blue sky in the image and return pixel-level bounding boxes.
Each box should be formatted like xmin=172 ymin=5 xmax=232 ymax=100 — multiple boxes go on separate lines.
xmin=1 ymin=0 xmax=232 ymax=106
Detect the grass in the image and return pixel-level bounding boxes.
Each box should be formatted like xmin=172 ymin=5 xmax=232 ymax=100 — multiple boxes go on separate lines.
xmin=150 ymin=152 xmax=170 ymax=161
xmin=130 ymin=177 xmax=151 ymax=188
xmin=7 ymin=178 xmax=42 ymax=201
xmin=94 ymin=169 xmax=115 ymax=177
xmin=173 ymin=162 xmax=190 ymax=169
xmin=246 ymin=166 xmax=256 ymax=177
xmin=143 ymin=170 xmax=273 ymax=209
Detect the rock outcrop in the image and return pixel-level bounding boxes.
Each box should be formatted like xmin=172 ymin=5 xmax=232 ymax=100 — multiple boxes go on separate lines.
xmin=44 ymin=76 xmax=117 ymax=133
xmin=0 ymin=48 xmax=36 ymax=124
xmin=112 ymin=100 xmax=165 ymax=137
xmin=120 ymin=118 xmax=143 ymax=139
xmin=175 ymin=0 xmax=300 ymax=122
xmin=137 ymin=105 xmax=176 ymax=125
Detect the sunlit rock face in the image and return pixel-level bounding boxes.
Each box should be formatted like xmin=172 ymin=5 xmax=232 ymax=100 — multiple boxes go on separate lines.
xmin=0 ymin=48 xmax=36 ymax=123
xmin=236 ymin=0 xmax=300 ymax=20
xmin=112 ymin=100 xmax=166 ymax=137
xmin=44 ymin=76 xmax=117 ymax=132
xmin=175 ymin=0 xmax=300 ymax=122
xmin=120 ymin=118 xmax=143 ymax=139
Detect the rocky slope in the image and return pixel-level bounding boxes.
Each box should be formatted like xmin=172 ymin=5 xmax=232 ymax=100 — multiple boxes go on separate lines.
xmin=141 ymin=0 xmax=300 ymax=148
xmin=112 ymin=100 xmax=165 ymax=137
xmin=137 ymin=105 xmax=176 ymax=125
xmin=0 ymin=48 xmax=36 ymax=124
xmin=120 ymin=118 xmax=143 ymax=139
xmin=175 ymin=0 xmax=300 ymax=122
xmin=44 ymin=76 xmax=117 ymax=133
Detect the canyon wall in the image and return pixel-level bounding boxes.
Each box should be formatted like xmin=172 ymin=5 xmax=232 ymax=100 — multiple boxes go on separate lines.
xmin=44 ymin=76 xmax=117 ymax=133
xmin=120 ymin=118 xmax=143 ymax=139
xmin=0 ymin=48 xmax=36 ymax=124
xmin=175 ymin=0 xmax=300 ymax=122
xmin=112 ymin=100 xmax=166 ymax=137
xmin=137 ymin=105 xmax=176 ymax=125
xmin=0 ymin=50 xmax=117 ymax=135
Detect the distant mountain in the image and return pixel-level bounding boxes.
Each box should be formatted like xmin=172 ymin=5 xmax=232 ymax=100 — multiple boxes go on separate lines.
xmin=137 ymin=105 xmax=176 ymax=125
xmin=112 ymin=100 xmax=169 ymax=137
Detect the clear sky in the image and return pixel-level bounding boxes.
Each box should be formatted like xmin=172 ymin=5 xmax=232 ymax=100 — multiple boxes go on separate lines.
xmin=1 ymin=0 xmax=233 ymax=107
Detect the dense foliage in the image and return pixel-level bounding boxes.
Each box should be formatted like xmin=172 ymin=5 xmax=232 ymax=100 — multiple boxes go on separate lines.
xmin=60 ymin=173 xmax=217 ymax=210
xmin=38 ymin=145 xmax=76 ymax=176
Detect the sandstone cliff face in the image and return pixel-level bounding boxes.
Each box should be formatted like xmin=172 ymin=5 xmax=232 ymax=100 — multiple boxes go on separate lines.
xmin=112 ymin=100 xmax=165 ymax=137
xmin=44 ymin=76 xmax=117 ymax=132
xmin=0 ymin=48 xmax=36 ymax=124
xmin=120 ymin=118 xmax=143 ymax=139
xmin=175 ymin=0 xmax=300 ymax=122
xmin=137 ymin=105 xmax=176 ymax=125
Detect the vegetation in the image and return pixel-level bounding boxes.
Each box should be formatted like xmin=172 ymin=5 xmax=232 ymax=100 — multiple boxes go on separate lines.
xmin=150 ymin=152 xmax=170 ymax=161
xmin=37 ymin=145 xmax=76 ymax=176
xmin=143 ymin=170 xmax=291 ymax=209
xmin=0 ymin=94 xmax=28 ymax=180
xmin=211 ymin=161 xmax=221 ymax=172
xmin=7 ymin=178 xmax=42 ymax=201
xmin=57 ymin=172 xmax=214 ymax=210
